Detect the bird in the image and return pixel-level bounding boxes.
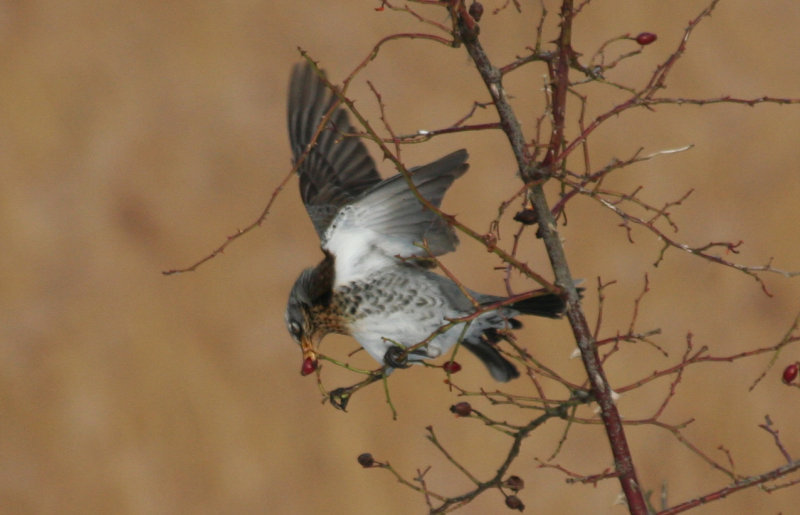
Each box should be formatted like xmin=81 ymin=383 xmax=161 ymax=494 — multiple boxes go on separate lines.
xmin=283 ymin=62 xmax=568 ymax=384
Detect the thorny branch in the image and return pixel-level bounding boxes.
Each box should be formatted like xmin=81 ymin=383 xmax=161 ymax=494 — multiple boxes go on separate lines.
xmin=360 ymin=405 xmax=570 ymax=513
xmin=352 ymin=0 xmax=799 ymax=513
xmin=656 ymin=459 xmax=800 ymax=515
xmin=452 ymin=0 xmax=648 ymax=512
xmin=163 ymin=0 xmax=800 ymax=512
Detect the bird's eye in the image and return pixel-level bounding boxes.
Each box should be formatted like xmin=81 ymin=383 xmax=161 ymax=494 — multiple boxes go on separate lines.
xmin=289 ymin=321 xmax=302 ymax=338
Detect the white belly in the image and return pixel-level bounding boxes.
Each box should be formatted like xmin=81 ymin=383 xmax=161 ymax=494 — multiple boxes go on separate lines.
xmin=349 ymin=308 xmax=476 ymax=364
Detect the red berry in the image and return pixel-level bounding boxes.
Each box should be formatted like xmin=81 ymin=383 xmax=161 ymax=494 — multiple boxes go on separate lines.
xmin=450 ymin=401 xmax=472 ymax=417
xmin=443 ymin=361 xmax=462 ymax=374
xmin=300 ymin=357 xmax=317 ymax=376
xmin=469 ymin=2 xmax=484 ymax=22
xmin=782 ymin=363 xmax=799 ymax=384
xmin=635 ymin=32 xmax=657 ymax=45
xmin=505 ymin=495 xmax=525 ymax=511
xmin=503 ymin=475 xmax=525 ymax=492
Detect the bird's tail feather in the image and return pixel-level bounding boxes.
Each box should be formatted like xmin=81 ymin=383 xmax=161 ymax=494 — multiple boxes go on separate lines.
xmin=460 ymin=287 xmax=583 ymax=382
xmin=461 ymin=339 xmax=520 ymax=382
xmin=509 ymin=291 xmax=568 ymax=319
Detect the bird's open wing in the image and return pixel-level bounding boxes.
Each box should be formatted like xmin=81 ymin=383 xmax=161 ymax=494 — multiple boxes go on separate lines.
xmin=323 ymin=149 xmax=469 ymax=286
xmin=288 ymin=63 xmax=382 ymax=239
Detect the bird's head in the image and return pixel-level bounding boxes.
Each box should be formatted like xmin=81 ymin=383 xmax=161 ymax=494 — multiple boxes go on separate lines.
xmin=285 ymin=262 xmax=337 ymax=375
xmin=285 ymin=268 xmax=320 ymax=375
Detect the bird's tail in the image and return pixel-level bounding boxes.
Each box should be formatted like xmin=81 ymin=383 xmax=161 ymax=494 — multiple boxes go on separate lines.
xmin=463 ymin=287 xmax=581 ymax=382
xmin=461 ymin=338 xmax=520 ymax=382
xmin=508 ymin=291 xmax=569 ymax=319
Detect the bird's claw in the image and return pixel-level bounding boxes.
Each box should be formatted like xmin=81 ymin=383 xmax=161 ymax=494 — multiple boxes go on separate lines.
xmin=329 ymin=388 xmax=352 ymax=411
xmin=328 ymin=371 xmax=385 ymax=411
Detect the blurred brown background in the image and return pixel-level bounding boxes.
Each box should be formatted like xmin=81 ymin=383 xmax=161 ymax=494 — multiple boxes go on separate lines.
xmin=2 ymin=1 xmax=800 ymax=513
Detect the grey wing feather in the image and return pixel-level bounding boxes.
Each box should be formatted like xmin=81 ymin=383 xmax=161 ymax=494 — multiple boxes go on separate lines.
xmin=287 ymin=63 xmax=382 ymax=239
xmin=357 ymin=149 xmax=468 ymax=257
xmin=461 ymin=339 xmax=520 ymax=382
xmin=323 ymin=149 xmax=469 ymax=284
xmin=324 ymin=149 xmax=468 ymax=266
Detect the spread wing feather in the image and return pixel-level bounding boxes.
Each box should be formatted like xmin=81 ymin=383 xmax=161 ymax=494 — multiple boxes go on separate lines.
xmin=287 ymin=63 xmax=382 ymax=238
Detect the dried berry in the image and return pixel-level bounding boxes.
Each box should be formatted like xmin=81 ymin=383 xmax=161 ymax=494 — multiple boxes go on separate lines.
xmin=503 ymin=475 xmax=525 ymax=492
xmin=450 ymin=401 xmax=472 ymax=417
xmin=300 ymin=356 xmax=317 ymax=376
xmin=505 ymin=495 xmax=525 ymax=511
xmin=443 ymin=360 xmax=462 ymax=374
xmin=513 ymin=209 xmax=538 ymax=226
xmin=469 ymin=2 xmax=484 ymax=22
xmin=357 ymin=453 xmax=375 ymax=468
xmin=782 ymin=363 xmax=799 ymax=384
xmin=635 ymin=32 xmax=657 ymax=45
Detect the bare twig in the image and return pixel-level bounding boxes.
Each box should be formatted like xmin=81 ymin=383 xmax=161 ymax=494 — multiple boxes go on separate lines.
xmin=656 ymin=459 xmax=800 ymax=515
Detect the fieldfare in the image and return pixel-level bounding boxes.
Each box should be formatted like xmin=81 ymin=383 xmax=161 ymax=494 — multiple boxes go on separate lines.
xmin=284 ymin=63 xmax=567 ymax=383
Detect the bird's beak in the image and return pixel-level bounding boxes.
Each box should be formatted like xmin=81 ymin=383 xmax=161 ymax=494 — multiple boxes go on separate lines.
xmin=300 ymin=336 xmax=318 ymax=376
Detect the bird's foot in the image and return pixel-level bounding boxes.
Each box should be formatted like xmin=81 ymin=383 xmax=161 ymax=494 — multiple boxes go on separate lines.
xmin=328 ymin=387 xmax=353 ymax=411
xmin=328 ymin=372 xmax=384 ymax=411
xmin=383 ymin=346 xmax=411 ymax=369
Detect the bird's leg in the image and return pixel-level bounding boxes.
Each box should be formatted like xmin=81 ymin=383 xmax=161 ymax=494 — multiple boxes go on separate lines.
xmin=328 ymin=371 xmax=384 ymax=411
